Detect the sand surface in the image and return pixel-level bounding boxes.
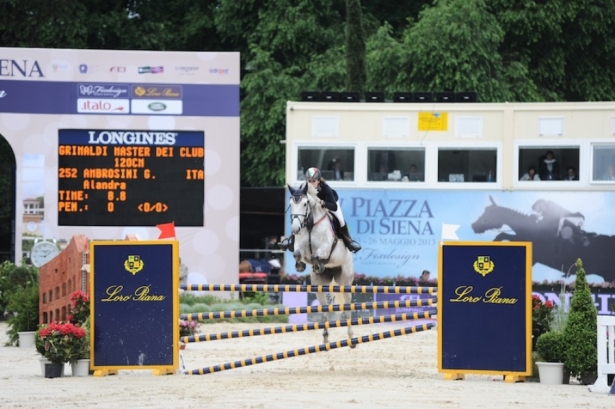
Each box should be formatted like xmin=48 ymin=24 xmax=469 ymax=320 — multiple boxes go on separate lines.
xmin=1 ymin=321 xmax=612 ymax=408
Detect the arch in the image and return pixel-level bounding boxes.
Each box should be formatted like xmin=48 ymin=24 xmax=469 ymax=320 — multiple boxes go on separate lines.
xmin=0 ymin=134 xmax=16 ymax=263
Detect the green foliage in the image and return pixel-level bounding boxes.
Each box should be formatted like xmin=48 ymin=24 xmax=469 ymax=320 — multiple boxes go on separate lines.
xmin=345 ymin=0 xmax=367 ymax=94
xmin=563 ymin=259 xmax=597 ymax=383
xmin=241 ymin=292 xmax=270 ymax=306
xmin=6 ymin=282 xmax=39 ymax=345
xmin=536 ymin=331 xmax=566 ymax=363
xmin=532 ymin=295 xmax=554 ymax=349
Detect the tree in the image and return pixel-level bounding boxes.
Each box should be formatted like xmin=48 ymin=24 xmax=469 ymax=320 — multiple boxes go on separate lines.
xmin=345 ymin=0 xmax=367 ymax=95
xmin=401 ymin=0 xmax=542 ymax=102
xmin=563 ymin=258 xmax=597 ymax=383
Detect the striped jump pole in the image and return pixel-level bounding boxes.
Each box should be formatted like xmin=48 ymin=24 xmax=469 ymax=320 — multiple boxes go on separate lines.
xmin=183 ymin=310 xmax=438 ymax=344
xmin=182 ymin=283 xmax=436 ymax=295
xmin=182 ymin=298 xmax=437 ymax=321
xmin=186 ymin=322 xmax=435 ymax=375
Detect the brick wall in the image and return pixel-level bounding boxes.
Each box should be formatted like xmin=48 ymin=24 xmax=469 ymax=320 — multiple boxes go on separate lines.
xmin=38 ymin=235 xmax=89 ymax=324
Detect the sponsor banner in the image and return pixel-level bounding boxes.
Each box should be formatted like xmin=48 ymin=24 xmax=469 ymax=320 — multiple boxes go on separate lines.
xmin=78 ymin=83 xmax=130 ymax=98
xmin=0 ymin=80 xmax=239 ymax=116
xmin=138 ymin=66 xmax=164 ymax=74
xmin=58 ymin=129 xmax=204 ymax=147
xmin=131 ymin=99 xmax=183 ymax=115
xmin=439 ymin=242 xmax=531 ymax=374
xmin=77 ymin=98 xmax=129 ymax=114
xmin=91 ymin=241 xmax=179 ymax=370
xmin=132 ymin=84 xmax=182 ymax=99
xmin=374 ymin=292 xmax=436 ymax=323
xmin=283 ymin=190 xmax=615 ymax=285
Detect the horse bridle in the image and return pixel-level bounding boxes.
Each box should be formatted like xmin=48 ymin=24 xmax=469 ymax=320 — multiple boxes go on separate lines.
xmin=289 ymin=192 xmax=338 ymax=262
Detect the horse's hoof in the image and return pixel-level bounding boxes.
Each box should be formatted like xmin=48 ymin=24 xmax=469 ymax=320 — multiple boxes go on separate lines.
xmin=317 ymin=262 xmax=325 ymax=274
xmin=349 ymin=342 xmax=357 ymax=349
xmin=296 ymin=262 xmax=306 ymax=272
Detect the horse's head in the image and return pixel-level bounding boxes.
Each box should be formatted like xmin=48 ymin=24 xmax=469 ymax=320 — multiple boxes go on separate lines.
xmin=287 ymin=184 xmax=317 ymax=234
xmin=471 ymin=196 xmax=504 ymax=233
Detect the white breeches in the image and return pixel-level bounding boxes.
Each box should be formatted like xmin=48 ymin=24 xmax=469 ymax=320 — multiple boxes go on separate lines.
xmin=331 ymin=201 xmax=346 ymax=227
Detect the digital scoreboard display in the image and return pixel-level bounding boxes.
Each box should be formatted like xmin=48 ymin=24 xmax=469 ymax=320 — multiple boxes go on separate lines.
xmin=58 ymin=129 xmax=205 ymax=226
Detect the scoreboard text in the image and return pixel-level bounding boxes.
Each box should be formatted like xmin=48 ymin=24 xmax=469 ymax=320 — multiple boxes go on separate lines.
xmin=58 ymin=129 xmax=205 ymax=226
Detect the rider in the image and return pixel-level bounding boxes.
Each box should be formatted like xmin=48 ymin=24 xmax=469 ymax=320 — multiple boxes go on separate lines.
xmin=278 ymin=167 xmax=362 ymax=253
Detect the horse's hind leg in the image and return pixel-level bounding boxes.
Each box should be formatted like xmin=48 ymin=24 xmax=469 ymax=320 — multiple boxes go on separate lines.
xmin=343 ymin=292 xmax=355 ymax=347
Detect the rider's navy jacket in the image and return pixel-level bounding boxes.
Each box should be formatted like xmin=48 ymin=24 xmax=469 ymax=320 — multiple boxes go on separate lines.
xmin=316 ymin=181 xmax=339 ymax=212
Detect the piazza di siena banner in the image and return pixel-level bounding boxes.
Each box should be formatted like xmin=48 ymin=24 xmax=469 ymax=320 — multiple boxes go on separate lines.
xmin=283 ymin=189 xmax=615 ymax=286
xmin=0 ymin=47 xmax=240 ymax=286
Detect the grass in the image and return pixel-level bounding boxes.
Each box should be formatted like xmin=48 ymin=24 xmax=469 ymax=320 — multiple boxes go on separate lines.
xmin=179 ymin=292 xmax=289 ymax=324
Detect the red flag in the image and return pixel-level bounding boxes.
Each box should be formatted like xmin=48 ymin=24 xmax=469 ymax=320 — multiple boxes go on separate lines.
xmin=156 ymin=222 xmax=176 ymax=239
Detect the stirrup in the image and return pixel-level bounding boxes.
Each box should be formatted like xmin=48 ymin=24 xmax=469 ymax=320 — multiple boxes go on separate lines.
xmin=349 ymin=240 xmax=361 ymax=253
xmin=278 ymin=237 xmax=294 ymax=252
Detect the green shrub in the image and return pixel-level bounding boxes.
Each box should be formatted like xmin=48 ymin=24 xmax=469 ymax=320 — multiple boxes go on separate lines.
xmin=6 ymin=282 xmax=40 ymax=346
xmin=536 ymin=331 xmax=566 ymax=363
xmin=562 ymin=259 xmax=597 ymax=383
xmin=190 ymin=303 xmax=210 ymax=313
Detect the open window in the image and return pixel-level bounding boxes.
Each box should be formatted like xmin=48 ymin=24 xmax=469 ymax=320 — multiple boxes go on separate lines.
xmin=296 ymin=146 xmax=355 ymax=182
xmin=517 ymin=145 xmax=580 ymax=181
xmin=437 ymin=147 xmax=497 ymax=183
xmin=367 ymin=147 xmax=425 ymax=182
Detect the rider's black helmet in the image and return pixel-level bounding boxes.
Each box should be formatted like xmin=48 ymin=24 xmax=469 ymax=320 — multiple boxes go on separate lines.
xmin=306 ymin=167 xmax=321 ymax=181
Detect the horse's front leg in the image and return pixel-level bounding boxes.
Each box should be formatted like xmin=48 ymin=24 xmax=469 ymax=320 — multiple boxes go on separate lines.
xmin=315 ymin=292 xmax=329 ymax=344
xmin=293 ymin=249 xmax=306 ymax=272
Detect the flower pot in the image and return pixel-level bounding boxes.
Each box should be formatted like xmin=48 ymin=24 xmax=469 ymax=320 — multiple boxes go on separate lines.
xmin=71 ymin=359 xmax=91 ymax=377
xmin=44 ymin=362 xmax=65 ymax=379
xmin=39 ymin=357 xmax=50 ymax=376
xmin=536 ymin=362 xmax=565 ymax=385
xmin=18 ymin=331 xmax=36 ymax=348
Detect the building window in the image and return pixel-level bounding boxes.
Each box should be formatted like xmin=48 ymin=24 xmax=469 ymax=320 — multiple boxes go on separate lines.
xmin=518 ymin=146 xmax=580 ymax=181
xmin=592 ymin=144 xmax=615 ymax=181
xmin=367 ymin=148 xmax=425 ymax=181
xmin=438 ymin=148 xmax=497 ymax=182
xmin=297 ymin=147 xmax=355 ymax=181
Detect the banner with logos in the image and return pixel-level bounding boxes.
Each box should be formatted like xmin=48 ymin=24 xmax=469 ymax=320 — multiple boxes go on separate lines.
xmin=0 ymin=47 xmax=239 ymax=288
xmin=283 ymin=189 xmax=615 ymax=286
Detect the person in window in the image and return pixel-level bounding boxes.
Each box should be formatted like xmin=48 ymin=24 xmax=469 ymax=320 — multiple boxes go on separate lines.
xmin=278 ymin=167 xmax=361 ymax=253
xmin=601 ymin=164 xmax=615 ymax=181
xmin=406 ymin=164 xmax=422 ymax=182
xmin=538 ymin=151 xmax=560 ymax=180
xmin=520 ymin=165 xmax=540 ymax=181
xmin=328 ymin=158 xmax=344 ymax=181
xmin=375 ymin=151 xmax=396 ymax=174
xmin=564 ymin=166 xmax=578 ymax=181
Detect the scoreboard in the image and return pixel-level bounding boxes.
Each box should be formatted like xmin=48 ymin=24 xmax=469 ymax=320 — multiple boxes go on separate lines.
xmin=58 ymin=129 xmax=205 ymax=226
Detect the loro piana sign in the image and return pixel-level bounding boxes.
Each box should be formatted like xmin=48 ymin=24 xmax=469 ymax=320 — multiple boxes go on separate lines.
xmin=438 ymin=241 xmax=532 ymax=382
xmin=90 ymin=241 xmax=179 ymax=376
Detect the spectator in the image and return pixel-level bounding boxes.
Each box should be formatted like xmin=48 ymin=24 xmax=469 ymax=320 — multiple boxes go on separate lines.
xmin=538 ymin=151 xmax=560 ymax=180
xmin=406 ymin=164 xmax=423 ymax=182
xmin=520 ymin=165 xmax=540 ymax=181
xmin=564 ymin=166 xmax=578 ymax=181
xmin=601 ymin=164 xmax=615 ymax=181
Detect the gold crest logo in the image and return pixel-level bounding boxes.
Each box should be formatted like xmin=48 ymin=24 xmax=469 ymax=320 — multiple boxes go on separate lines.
xmin=124 ymin=255 xmax=144 ymax=275
xmin=134 ymin=86 xmax=146 ymax=97
xmin=473 ymin=256 xmax=494 ymax=277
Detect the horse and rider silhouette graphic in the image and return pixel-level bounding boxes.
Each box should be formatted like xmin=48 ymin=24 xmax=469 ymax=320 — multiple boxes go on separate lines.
xmin=471 ymin=196 xmax=615 ymax=282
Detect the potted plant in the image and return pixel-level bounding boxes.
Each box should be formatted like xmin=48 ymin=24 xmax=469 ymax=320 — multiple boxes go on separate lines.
xmin=531 ymin=294 xmax=554 ymax=351
xmin=535 ymin=331 xmax=567 ymax=384
xmin=37 ymin=321 xmax=86 ymax=378
xmin=563 ymin=258 xmax=598 ymax=385
xmin=179 ymin=319 xmax=199 ymax=349
xmin=67 ymin=291 xmax=91 ymax=376
xmin=5 ymin=281 xmax=39 ymax=347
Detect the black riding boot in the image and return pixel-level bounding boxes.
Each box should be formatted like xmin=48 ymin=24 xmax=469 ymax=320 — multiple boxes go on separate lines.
xmin=340 ymin=225 xmax=361 ymax=253
xmin=278 ymin=235 xmax=295 ymax=252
